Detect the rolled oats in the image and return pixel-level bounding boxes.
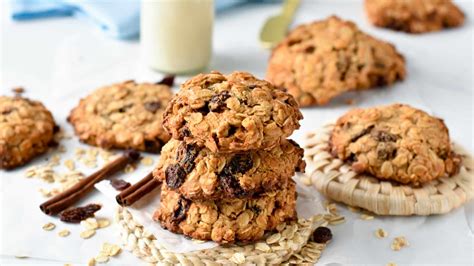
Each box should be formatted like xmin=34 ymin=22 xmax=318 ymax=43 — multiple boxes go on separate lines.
xmin=80 ymin=229 xmax=96 ymax=239
xmin=42 ymin=222 xmax=56 ymax=231
xmin=58 ymin=229 xmax=70 ymax=237
xmin=375 ymin=228 xmax=388 ymax=238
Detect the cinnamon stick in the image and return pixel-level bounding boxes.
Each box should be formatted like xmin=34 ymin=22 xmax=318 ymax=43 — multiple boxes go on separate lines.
xmin=116 ymin=172 xmax=161 ymax=206
xmin=40 ymin=150 xmax=140 ymax=215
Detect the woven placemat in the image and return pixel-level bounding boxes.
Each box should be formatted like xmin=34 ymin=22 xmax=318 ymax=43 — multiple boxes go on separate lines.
xmin=301 ymin=123 xmax=474 ymax=216
xmin=115 ymin=207 xmax=328 ymax=265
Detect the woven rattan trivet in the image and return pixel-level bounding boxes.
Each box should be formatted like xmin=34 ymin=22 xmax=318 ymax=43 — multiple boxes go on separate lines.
xmin=301 ymin=123 xmax=473 ymax=216
xmin=116 ymin=207 xmax=328 ymax=265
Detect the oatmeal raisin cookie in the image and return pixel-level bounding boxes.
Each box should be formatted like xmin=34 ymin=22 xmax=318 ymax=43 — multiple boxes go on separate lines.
xmin=163 ymin=71 xmax=303 ymax=153
xmin=154 ymin=139 xmax=305 ymax=200
xmin=329 ymin=104 xmax=461 ymax=185
xmin=154 ymin=181 xmax=297 ymax=243
xmin=365 ymin=0 xmax=465 ymax=33
xmin=266 ymin=16 xmax=406 ymax=107
xmin=0 ymin=96 xmax=56 ymax=169
xmin=68 ymin=80 xmax=172 ymax=152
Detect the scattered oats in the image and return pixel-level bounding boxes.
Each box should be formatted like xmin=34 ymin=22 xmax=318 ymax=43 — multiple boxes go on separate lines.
xmin=387 ymin=263 xmax=397 ymax=266
xmin=94 ymin=253 xmax=109 ymax=263
xmin=64 ymin=264 xmax=72 ymax=266
xmin=15 ymin=255 xmax=28 ymax=259
xmin=81 ymin=218 xmax=99 ymax=230
xmin=97 ymin=218 xmax=111 ymax=228
xmin=326 ymin=203 xmax=338 ymax=215
xmin=75 ymin=148 xmax=85 ymax=157
xmin=58 ymin=229 xmax=70 ymax=237
xmin=375 ymin=228 xmax=388 ymax=238
xmin=42 ymin=222 xmax=56 ymax=231
xmin=102 ymin=242 xmax=121 ymax=257
xmin=84 ymin=160 xmax=97 ymax=168
xmin=230 ymin=252 xmax=245 ymax=264
xmin=391 ymin=236 xmax=409 ymax=251
xmin=266 ymin=233 xmax=281 ymax=244
xmin=140 ymin=157 xmax=154 ymax=166
xmin=25 ymin=167 xmax=36 ymax=177
xmin=48 ymin=155 xmax=61 ymax=167
xmin=64 ymin=159 xmax=75 ymax=171
xmin=328 ymin=215 xmax=345 ymax=225
xmin=124 ymin=164 xmax=135 ymax=173
xmin=312 ymin=214 xmax=324 ymax=222
xmin=360 ymin=214 xmax=374 ymax=220
xmin=301 ymin=176 xmax=312 ymax=186
xmin=87 ymin=258 xmax=96 ymax=266
xmin=80 ymin=229 xmax=96 ymax=239
xmin=39 ymin=188 xmax=52 ymax=197
xmin=255 ymin=242 xmax=271 ymax=252
xmin=192 ymin=239 xmax=206 ymax=244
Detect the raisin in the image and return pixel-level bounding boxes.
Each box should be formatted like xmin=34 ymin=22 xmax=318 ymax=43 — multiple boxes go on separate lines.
xmin=219 ymin=174 xmax=247 ymax=197
xmin=111 ymin=179 xmax=131 ymax=191
xmin=209 ymin=91 xmax=231 ymax=112
xmin=225 ymin=155 xmax=253 ymax=175
xmin=1 ymin=108 xmax=13 ymax=115
xmin=165 ymin=164 xmax=186 ymax=189
xmin=12 ymin=87 xmax=25 ymax=94
xmin=372 ymin=131 xmax=398 ymax=142
xmin=156 ymin=75 xmax=175 ymax=87
xmin=171 ymin=197 xmax=190 ymax=224
xmin=218 ymin=155 xmax=253 ymax=197
xmin=144 ymin=101 xmax=161 ymax=113
xmin=350 ymin=125 xmax=375 ymax=142
xmin=176 ymin=144 xmax=200 ymax=173
xmin=195 ymin=103 xmax=210 ymax=115
xmin=250 ymin=205 xmax=261 ymax=214
xmin=227 ymin=125 xmax=238 ymax=136
xmin=59 ymin=204 xmax=101 ymax=223
xmin=377 ymin=143 xmax=397 ymax=160
xmin=312 ymin=226 xmax=332 ymax=243
xmin=124 ymin=149 xmax=141 ymax=161
xmin=144 ymin=139 xmax=161 ymax=153
xmin=304 ymin=46 xmax=315 ymax=53
xmin=118 ymin=104 xmax=133 ymax=113
xmin=178 ymin=127 xmax=191 ymax=139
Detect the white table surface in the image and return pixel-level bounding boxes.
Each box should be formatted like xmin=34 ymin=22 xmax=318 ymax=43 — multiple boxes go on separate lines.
xmin=1 ymin=0 xmax=473 ymax=265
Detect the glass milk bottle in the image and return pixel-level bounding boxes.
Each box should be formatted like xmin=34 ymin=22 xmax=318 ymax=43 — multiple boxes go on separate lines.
xmin=141 ymin=0 xmax=214 ymax=74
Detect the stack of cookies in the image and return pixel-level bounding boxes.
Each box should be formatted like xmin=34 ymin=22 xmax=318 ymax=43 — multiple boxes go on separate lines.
xmin=152 ymin=71 xmax=305 ymax=243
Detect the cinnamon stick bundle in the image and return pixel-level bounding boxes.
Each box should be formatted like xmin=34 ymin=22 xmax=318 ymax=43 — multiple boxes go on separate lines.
xmin=40 ymin=150 xmax=140 ymax=215
xmin=116 ymin=172 xmax=161 ymax=206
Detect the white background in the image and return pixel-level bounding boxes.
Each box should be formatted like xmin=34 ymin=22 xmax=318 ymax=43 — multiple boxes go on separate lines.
xmin=1 ymin=0 xmax=473 ymax=265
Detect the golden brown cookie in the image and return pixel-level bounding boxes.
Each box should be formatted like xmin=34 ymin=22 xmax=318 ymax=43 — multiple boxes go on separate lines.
xmin=68 ymin=80 xmax=173 ymax=152
xmin=163 ymin=71 xmax=303 ymax=153
xmin=329 ymin=104 xmax=461 ymax=185
xmin=0 ymin=96 xmax=56 ymax=169
xmin=266 ymin=16 xmax=406 ymax=107
xmin=154 ymin=181 xmax=297 ymax=244
xmin=365 ymin=0 xmax=465 ymax=33
xmin=153 ymin=139 xmax=305 ymax=200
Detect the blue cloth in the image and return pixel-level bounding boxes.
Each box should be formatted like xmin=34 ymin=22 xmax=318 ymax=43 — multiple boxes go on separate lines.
xmin=10 ymin=0 xmax=264 ymax=39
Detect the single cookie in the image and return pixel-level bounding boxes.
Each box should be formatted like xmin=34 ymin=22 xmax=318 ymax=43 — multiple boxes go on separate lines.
xmin=329 ymin=104 xmax=461 ymax=185
xmin=163 ymin=71 xmax=303 ymax=153
xmin=68 ymin=80 xmax=173 ymax=152
xmin=365 ymin=0 xmax=465 ymax=33
xmin=153 ymin=138 xmax=305 ymax=200
xmin=266 ymin=16 xmax=406 ymax=107
xmin=0 ymin=96 xmax=56 ymax=169
xmin=154 ymin=181 xmax=297 ymax=244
